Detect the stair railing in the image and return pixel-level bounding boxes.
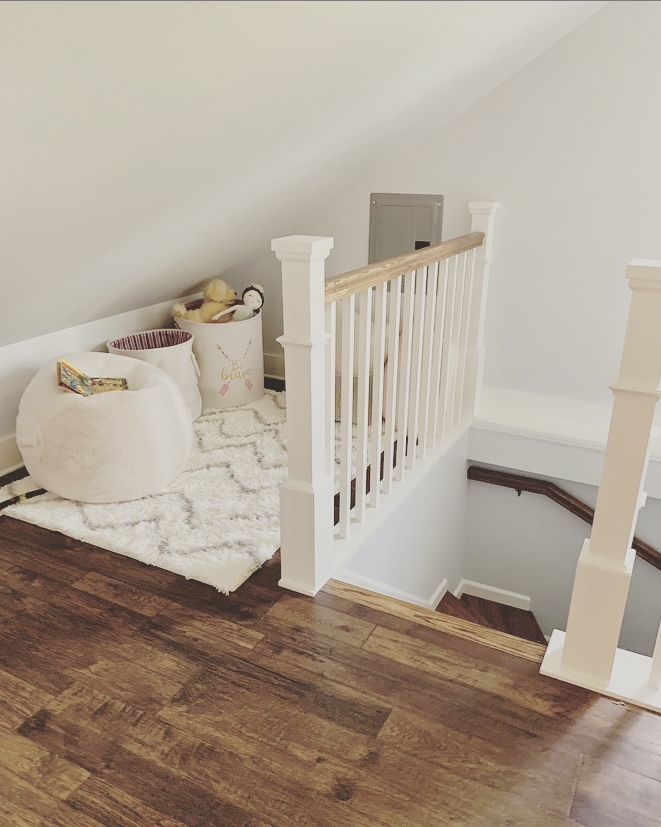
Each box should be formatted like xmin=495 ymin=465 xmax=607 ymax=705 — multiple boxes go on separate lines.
xmin=540 ymin=259 xmax=661 ymax=713
xmin=272 ymin=202 xmax=499 ymax=596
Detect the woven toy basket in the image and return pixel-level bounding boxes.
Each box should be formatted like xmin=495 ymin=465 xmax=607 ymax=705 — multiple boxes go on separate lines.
xmin=107 ymin=328 xmax=202 ymax=420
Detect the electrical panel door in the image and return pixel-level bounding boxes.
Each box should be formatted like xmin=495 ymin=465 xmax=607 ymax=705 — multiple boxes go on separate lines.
xmin=368 ymin=193 xmax=444 ymax=264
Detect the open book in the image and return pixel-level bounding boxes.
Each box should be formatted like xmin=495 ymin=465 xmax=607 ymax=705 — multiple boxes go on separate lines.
xmin=57 ymin=359 xmax=129 ymax=396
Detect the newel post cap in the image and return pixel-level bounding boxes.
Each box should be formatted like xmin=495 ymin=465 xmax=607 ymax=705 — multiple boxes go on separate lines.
xmin=468 ymin=201 xmax=501 ymax=215
xmin=626 ymin=259 xmax=661 ymax=290
xmin=271 ymin=235 xmax=334 ymax=262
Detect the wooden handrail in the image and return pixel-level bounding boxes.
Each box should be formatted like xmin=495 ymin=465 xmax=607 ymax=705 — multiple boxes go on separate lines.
xmin=324 ymin=231 xmax=484 ymax=304
xmin=467 ymin=465 xmax=661 ymax=572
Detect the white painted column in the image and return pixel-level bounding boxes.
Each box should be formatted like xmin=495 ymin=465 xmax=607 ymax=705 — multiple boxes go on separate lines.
xmin=649 ymin=621 xmax=661 ymax=689
xmin=462 ymin=202 xmax=500 ymax=421
xmin=542 ymin=260 xmax=661 ymax=697
xmin=272 ymin=235 xmax=335 ymax=596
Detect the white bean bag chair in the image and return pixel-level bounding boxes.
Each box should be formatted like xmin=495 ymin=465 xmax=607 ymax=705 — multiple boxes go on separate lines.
xmin=15 ymin=352 xmax=194 ymax=503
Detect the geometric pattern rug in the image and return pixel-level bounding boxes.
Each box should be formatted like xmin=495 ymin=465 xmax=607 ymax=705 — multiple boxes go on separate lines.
xmin=0 ymin=391 xmax=288 ymax=594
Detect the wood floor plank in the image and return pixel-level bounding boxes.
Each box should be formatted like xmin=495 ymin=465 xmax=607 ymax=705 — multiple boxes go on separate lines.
xmin=17 ymin=709 xmax=257 ymax=827
xmin=172 ymin=653 xmax=392 ymax=739
xmin=66 ymin=776 xmax=189 ymax=827
xmin=363 ymin=623 xmax=575 ymax=719
xmin=19 ymin=690 xmax=389 ymax=827
xmin=570 ymin=756 xmax=661 ymax=827
xmin=144 ymin=601 xmax=265 ymax=657
xmin=0 ymin=765 xmax=104 ymax=827
xmin=62 ymin=638 xmax=205 ymax=712
xmin=0 ymin=730 xmax=89 ymax=799
xmin=436 ymin=590 xmax=483 ymax=623
xmin=1 ymin=564 xmax=152 ymax=632
xmin=0 ymin=669 xmax=54 ymax=733
xmin=460 ymin=593 xmax=548 ymax=644
xmin=71 ymin=571 xmax=174 ymax=617
xmin=259 ymin=591 xmax=377 ymax=648
xmin=323 ymin=579 xmax=547 ymax=662
xmin=2 ymin=510 xmax=661 ymax=826
xmin=371 ymin=734 xmax=581 ymax=825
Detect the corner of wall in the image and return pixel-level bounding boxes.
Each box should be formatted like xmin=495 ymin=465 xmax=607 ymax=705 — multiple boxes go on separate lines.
xmin=0 ymin=435 xmax=22 ymax=477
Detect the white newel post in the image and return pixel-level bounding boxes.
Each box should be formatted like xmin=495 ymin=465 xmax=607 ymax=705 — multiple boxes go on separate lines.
xmin=463 ymin=201 xmax=500 ymax=420
xmin=541 ymin=260 xmax=661 ymax=711
xmin=271 ymin=235 xmax=335 ymax=596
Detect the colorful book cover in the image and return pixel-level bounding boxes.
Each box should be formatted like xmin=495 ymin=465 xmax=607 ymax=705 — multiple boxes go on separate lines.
xmin=57 ymin=360 xmax=128 ymax=396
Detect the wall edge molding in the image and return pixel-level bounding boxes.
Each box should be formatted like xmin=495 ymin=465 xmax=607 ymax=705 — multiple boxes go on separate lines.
xmin=454 ymin=578 xmax=532 ymax=611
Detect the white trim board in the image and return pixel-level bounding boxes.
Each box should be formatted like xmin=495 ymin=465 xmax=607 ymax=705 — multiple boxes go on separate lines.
xmin=334 ymin=570 xmax=448 ymax=610
xmin=0 ymin=435 xmax=22 ymax=477
xmin=264 ymin=350 xmax=284 ymax=380
xmin=541 ymin=629 xmax=661 ymax=714
xmin=471 ymin=386 xmax=661 ymax=499
xmin=453 ymin=579 xmax=532 ymax=612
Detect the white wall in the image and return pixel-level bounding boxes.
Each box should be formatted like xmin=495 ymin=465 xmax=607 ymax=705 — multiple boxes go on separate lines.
xmin=466 ymin=470 xmax=661 ymax=657
xmin=337 ymin=432 xmax=469 ymax=607
xmin=0 ymin=1 xmax=604 ymax=354
xmin=307 ymin=1 xmax=661 ymax=410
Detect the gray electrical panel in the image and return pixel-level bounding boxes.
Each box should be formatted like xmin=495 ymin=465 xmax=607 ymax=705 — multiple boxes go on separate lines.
xmin=368 ymin=193 xmax=444 ymax=264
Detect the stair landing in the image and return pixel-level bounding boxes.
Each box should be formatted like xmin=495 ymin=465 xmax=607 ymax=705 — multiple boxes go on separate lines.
xmin=324 ymin=580 xmax=546 ymax=663
xmin=444 ymin=592 xmax=548 ymax=645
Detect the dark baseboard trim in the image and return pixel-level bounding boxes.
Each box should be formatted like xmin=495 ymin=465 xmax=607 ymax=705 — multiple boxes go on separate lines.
xmin=265 ymin=377 xmax=285 ymax=392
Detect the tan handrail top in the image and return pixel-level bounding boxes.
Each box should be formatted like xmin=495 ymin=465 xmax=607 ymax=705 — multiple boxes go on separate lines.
xmin=324 ymin=231 xmax=484 ymax=304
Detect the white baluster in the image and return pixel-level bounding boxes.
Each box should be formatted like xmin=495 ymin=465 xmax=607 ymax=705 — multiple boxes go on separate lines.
xmin=395 ymin=270 xmax=415 ymax=481
xmin=370 ymin=283 xmax=388 ymax=508
xmin=417 ymin=261 xmax=439 ymax=459
xmin=406 ymin=266 xmax=427 ymax=470
xmin=650 ymin=620 xmax=661 ymax=689
xmin=325 ymin=302 xmax=336 ymax=481
xmin=464 ymin=202 xmax=500 ymax=418
xmin=338 ymin=295 xmax=355 ymax=539
xmin=429 ymin=259 xmax=449 ymax=448
xmin=382 ymin=276 xmax=402 ymax=494
xmin=354 ymin=288 xmax=372 ymax=523
xmin=447 ymin=252 xmax=467 ymax=431
xmin=455 ymin=248 xmax=477 ymax=424
xmin=438 ymin=255 xmax=458 ymax=441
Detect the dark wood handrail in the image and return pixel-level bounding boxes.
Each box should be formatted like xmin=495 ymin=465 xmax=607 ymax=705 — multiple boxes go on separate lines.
xmin=467 ymin=465 xmax=661 ymax=572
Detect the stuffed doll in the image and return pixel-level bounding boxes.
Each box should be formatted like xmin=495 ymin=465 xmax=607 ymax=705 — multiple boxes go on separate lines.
xmin=171 ymin=279 xmax=238 ymax=323
xmin=211 ymin=284 xmax=265 ymax=322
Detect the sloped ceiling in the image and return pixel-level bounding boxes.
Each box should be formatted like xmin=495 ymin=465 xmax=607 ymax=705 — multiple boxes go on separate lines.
xmin=0 ymin=0 xmax=607 ymax=347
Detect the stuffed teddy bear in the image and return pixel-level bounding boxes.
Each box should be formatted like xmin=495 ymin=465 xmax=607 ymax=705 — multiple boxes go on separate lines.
xmin=211 ymin=284 xmax=265 ymax=322
xmin=171 ymin=279 xmax=238 ymax=323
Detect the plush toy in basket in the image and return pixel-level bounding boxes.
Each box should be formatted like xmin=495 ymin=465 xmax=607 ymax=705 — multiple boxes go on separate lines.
xmin=173 ymin=280 xmax=266 ymax=410
xmin=171 ymin=279 xmax=238 ymax=323
xmin=211 ymin=284 xmax=264 ymax=322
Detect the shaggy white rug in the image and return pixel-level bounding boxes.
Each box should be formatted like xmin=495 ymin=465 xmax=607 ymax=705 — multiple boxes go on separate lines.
xmin=1 ymin=391 xmax=289 ymax=594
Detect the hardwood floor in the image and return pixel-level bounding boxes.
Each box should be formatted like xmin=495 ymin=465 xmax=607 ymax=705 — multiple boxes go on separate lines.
xmin=1 ymin=514 xmax=661 ymax=826
xmin=460 ymin=594 xmax=548 ymax=645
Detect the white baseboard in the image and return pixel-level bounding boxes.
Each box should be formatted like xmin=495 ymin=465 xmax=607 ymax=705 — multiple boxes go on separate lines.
xmin=0 ymin=434 xmax=22 ymax=477
xmin=453 ymin=578 xmax=532 ymax=611
xmin=541 ymin=629 xmax=661 ymax=714
xmin=335 ymin=570 xmax=448 ymax=610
